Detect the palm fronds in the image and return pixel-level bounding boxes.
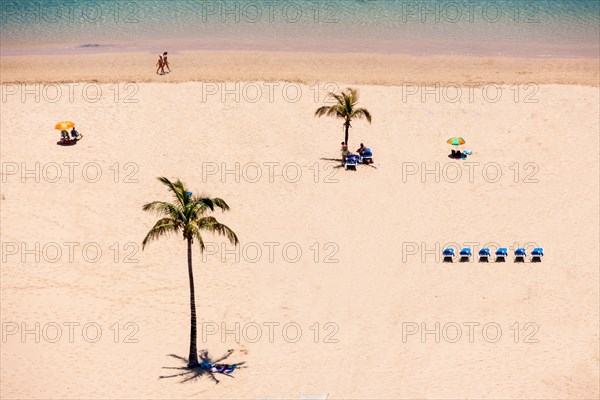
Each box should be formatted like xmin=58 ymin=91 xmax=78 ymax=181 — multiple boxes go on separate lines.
xmin=314 ymin=87 xmax=372 ymax=145
xmin=142 ymin=177 xmax=238 ymax=251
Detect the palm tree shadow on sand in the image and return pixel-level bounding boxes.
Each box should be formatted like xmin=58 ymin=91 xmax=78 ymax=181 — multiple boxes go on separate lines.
xmin=159 ymin=350 xmax=246 ymax=384
xmin=319 ymin=157 xmax=378 ymax=169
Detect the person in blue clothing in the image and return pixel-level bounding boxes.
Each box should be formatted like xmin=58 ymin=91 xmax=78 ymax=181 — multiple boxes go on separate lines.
xmin=70 ymin=126 xmax=80 ymax=140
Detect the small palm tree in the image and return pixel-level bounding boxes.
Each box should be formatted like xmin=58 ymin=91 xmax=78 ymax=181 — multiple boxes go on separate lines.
xmin=315 ymin=87 xmax=372 ymax=146
xmin=142 ymin=177 xmax=238 ymax=368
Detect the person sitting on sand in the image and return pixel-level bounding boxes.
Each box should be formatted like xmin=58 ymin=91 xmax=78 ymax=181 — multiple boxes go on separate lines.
xmin=156 ymin=55 xmax=164 ymax=75
xmin=70 ymin=126 xmax=80 ymax=140
xmin=162 ymin=52 xmax=171 ymax=73
xmin=357 ymin=143 xmax=367 ymax=156
xmin=341 ymin=141 xmax=349 ymax=163
xmin=60 ymin=130 xmax=69 ymax=142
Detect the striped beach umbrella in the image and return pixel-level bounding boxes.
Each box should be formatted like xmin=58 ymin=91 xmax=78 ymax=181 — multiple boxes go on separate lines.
xmin=447 ymin=137 xmax=465 ymax=146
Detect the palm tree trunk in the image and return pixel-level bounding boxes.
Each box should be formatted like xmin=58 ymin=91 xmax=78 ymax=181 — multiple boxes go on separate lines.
xmin=187 ymin=237 xmax=199 ymax=367
xmin=344 ymin=121 xmax=350 ymax=145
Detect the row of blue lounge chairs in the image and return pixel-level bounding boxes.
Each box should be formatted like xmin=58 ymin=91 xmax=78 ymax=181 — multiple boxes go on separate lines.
xmin=345 ymin=149 xmax=373 ymax=170
xmin=443 ymin=247 xmax=544 ymax=263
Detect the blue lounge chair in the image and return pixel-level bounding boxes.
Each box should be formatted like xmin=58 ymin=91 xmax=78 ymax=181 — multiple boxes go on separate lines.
xmin=345 ymin=154 xmax=359 ymax=170
xmin=215 ymin=364 xmax=237 ymax=374
xmin=495 ymin=247 xmax=507 ymax=262
xmin=514 ymin=248 xmax=527 ymax=262
xmin=531 ymin=247 xmax=544 ymax=262
xmin=442 ymin=247 xmax=455 ymax=263
xmin=459 ymin=247 xmax=472 ymax=262
xmin=478 ymin=248 xmax=490 ymax=262
xmin=360 ymin=148 xmax=373 ymax=164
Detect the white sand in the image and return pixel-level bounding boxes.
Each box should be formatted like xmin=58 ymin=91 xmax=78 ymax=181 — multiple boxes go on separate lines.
xmin=1 ymin=80 xmax=598 ymax=399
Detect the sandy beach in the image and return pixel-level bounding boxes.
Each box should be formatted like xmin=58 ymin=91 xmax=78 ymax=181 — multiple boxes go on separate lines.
xmin=1 ymin=0 xmax=599 ymax=395
xmin=1 ymin=51 xmax=599 ymax=86
xmin=1 ymin=71 xmax=599 ymax=398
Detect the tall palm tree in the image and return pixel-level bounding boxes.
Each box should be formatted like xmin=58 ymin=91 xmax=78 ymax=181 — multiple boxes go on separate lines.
xmin=142 ymin=177 xmax=238 ymax=368
xmin=314 ymin=87 xmax=372 ymax=146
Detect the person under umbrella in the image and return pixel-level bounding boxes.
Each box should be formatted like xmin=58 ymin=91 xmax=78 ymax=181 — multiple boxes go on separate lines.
xmin=447 ymin=136 xmax=465 ymax=159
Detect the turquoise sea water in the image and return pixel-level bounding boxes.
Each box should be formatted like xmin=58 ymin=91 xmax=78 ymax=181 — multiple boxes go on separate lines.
xmin=1 ymin=0 xmax=599 ymax=57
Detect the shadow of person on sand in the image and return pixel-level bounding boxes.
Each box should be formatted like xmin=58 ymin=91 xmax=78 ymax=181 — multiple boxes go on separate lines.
xmin=159 ymin=350 xmax=246 ymax=384
xmin=319 ymin=157 xmax=344 ymax=169
xmin=57 ymin=135 xmax=83 ymax=146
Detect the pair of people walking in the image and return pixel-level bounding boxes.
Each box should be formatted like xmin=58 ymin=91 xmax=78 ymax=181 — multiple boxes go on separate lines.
xmin=156 ymin=52 xmax=171 ymax=75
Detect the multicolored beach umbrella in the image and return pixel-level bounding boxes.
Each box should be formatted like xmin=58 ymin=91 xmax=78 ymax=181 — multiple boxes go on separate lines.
xmin=447 ymin=137 xmax=465 ymax=146
xmin=55 ymin=121 xmax=75 ymax=130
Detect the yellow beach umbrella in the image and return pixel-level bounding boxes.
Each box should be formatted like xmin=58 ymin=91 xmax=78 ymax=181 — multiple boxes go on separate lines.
xmin=55 ymin=121 xmax=75 ymax=130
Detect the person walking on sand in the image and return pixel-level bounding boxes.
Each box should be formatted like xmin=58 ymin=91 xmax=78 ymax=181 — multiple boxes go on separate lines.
xmin=162 ymin=52 xmax=171 ymax=73
xmin=156 ymin=54 xmax=164 ymax=75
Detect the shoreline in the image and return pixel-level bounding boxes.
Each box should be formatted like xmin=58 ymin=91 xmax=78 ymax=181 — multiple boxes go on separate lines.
xmin=1 ymin=50 xmax=598 ymax=86
xmin=2 ymin=39 xmax=598 ymax=60
xmin=3 ymin=44 xmax=599 ymax=59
